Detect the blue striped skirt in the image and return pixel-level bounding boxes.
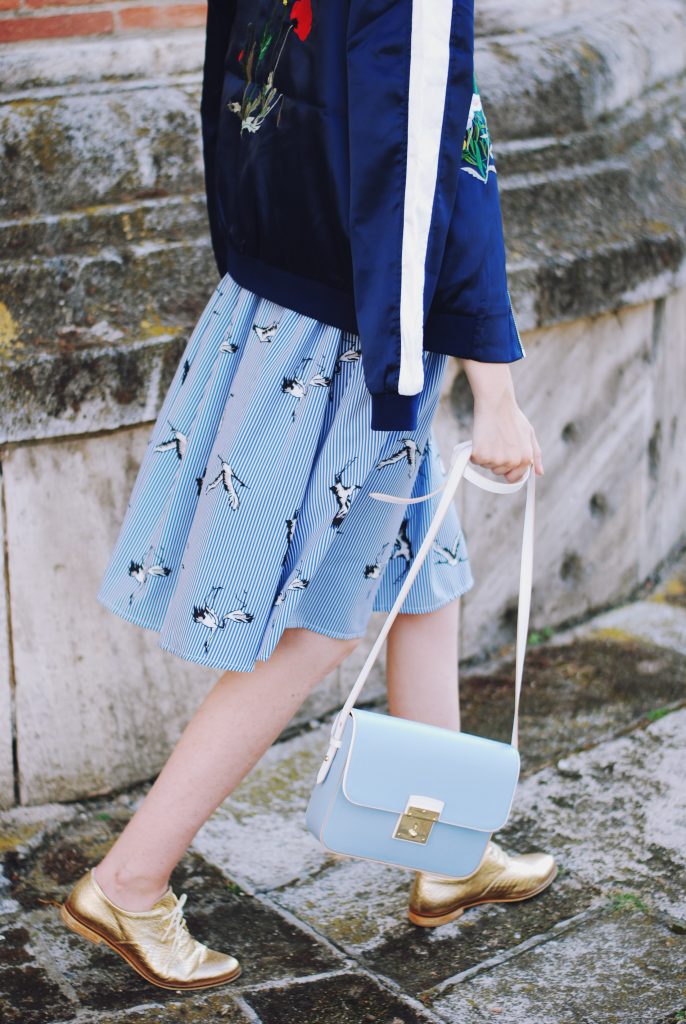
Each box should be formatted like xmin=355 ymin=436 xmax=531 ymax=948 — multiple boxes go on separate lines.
xmin=96 ymin=271 xmax=475 ymax=672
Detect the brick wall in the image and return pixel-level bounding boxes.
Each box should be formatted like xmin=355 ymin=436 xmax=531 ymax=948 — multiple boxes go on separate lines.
xmin=0 ymin=0 xmax=205 ymax=44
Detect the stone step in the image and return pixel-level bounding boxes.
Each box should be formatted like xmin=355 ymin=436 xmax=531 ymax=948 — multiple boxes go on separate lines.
xmin=478 ymin=0 xmax=686 ymax=140
xmin=0 ymin=235 xmax=216 ymax=350
xmin=0 ymin=77 xmax=204 ymax=220
xmin=0 ymin=193 xmax=209 ymax=259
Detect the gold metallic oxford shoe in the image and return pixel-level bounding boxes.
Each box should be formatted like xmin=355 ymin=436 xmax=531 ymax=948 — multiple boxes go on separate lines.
xmin=60 ymin=867 xmax=241 ymax=990
xmin=408 ymin=839 xmax=558 ymax=927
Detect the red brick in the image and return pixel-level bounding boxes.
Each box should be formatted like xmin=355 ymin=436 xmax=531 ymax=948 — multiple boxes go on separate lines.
xmin=0 ymin=0 xmax=21 ymax=11
xmin=0 ymin=9 xmax=114 ymax=41
xmin=117 ymin=3 xmax=205 ymax=32
xmin=23 ymin=0 xmax=111 ymax=8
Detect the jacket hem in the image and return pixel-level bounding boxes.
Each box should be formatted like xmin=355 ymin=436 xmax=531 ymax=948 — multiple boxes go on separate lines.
xmin=223 ymin=237 xmax=360 ymax=335
xmin=223 ymin=241 xmax=525 ymax=365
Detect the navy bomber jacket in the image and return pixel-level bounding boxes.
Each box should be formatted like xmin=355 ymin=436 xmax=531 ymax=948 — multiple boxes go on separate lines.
xmin=201 ymin=0 xmax=526 ymax=432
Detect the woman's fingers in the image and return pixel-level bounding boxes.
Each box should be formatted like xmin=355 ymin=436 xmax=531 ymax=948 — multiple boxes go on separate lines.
xmin=469 ymin=400 xmax=544 ymax=481
xmin=470 ymin=442 xmax=537 ymax=482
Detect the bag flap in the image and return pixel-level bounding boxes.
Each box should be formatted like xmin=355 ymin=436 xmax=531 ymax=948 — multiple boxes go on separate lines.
xmin=341 ymin=708 xmax=520 ymax=832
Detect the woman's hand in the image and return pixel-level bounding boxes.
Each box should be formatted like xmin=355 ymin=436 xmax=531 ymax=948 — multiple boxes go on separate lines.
xmin=461 ymin=360 xmax=544 ymax=483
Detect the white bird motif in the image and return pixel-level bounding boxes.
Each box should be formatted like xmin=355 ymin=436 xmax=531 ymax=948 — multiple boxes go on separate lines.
xmin=390 ymin=518 xmax=413 ymax=581
xmin=308 ymin=362 xmax=332 ymax=389
xmin=252 ymin=320 xmax=280 ymax=342
xmin=154 ymin=424 xmax=187 ymax=460
xmin=334 ymin=346 xmax=362 ymax=373
xmin=376 ymin=439 xmax=422 ymax=472
xmin=330 ymin=457 xmax=362 ymax=529
xmin=192 ymin=586 xmax=254 ymax=653
xmin=433 ymin=537 xmax=468 ymax=566
xmin=205 ymin=455 xmax=248 ymax=510
xmin=281 ymin=375 xmax=307 ymax=400
xmin=364 ymin=542 xmax=390 ymax=580
xmin=282 ymin=357 xmax=314 ymax=420
xmin=128 ymin=546 xmax=172 ymax=604
xmin=273 ymin=567 xmax=310 ymax=605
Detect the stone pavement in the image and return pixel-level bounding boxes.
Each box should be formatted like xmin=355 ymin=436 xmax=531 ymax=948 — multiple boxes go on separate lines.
xmin=2 ymin=549 xmax=686 ymax=1023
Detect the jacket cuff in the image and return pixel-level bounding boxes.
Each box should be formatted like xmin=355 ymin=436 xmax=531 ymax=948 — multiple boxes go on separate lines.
xmin=370 ymin=392 xmax=421 ymax=432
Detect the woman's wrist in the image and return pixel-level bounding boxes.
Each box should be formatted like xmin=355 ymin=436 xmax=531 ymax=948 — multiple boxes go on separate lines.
xmin=460 ymin=359 xmax=517 ymax=408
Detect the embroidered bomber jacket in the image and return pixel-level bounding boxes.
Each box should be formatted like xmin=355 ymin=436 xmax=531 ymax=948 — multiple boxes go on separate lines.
xmin=201 ymin=0 xmax=526 ymax=432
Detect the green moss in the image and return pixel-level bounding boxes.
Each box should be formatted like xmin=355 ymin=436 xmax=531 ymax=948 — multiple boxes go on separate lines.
xmin=646 ymin=706 xmax=673 ymax=721
xmin=528 ymin=626 xmax=555 ymax=645
xmin=608 ymin=891 xmax=649 ymax=913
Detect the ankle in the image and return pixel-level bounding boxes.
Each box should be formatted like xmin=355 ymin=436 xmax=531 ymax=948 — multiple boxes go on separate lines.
xmin=93 ymin=862 xmax=170 ymax=912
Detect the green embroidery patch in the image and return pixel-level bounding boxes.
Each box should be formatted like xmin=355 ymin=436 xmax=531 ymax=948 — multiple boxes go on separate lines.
xmin=461 ymin=73 xmax=495 ymax=183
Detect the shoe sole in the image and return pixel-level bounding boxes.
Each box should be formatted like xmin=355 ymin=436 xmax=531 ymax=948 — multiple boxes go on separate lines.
xmin=407 ymin=862 xmax=559 ymax=928
xmin=60 ymin=900 xmax=242 ymax=990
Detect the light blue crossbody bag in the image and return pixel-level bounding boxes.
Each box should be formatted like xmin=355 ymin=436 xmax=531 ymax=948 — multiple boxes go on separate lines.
xmin=305 ymin=439 xmax=535 ymax=879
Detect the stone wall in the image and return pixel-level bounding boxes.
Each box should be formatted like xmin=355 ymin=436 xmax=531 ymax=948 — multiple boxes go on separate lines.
xmin=1 ymin=0 xmax=685 ymax=805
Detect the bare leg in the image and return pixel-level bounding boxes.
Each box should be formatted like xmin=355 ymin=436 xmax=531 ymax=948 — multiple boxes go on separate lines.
xmin=94 ymin=627 xmax=360 ymax=911
xmin=386 ymin=596 xmax=461 ymax=730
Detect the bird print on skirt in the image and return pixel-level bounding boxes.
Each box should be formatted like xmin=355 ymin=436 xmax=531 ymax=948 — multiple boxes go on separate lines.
xmin=330 ymin=458 xmax=362 ymax=531
xmin=127 ymin=545 xmax=172 ymax=605
xmin=97 ymin=271 xmax=475 ymax=673
xmin=205 ymin=456 xmax=249 ymax=509
xmin=192 ymin=586 xmax=255 ymax=654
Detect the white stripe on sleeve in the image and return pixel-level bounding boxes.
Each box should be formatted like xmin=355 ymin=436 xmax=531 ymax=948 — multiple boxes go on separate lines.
xmin=398 ymin=0 xmax=453 ymax=396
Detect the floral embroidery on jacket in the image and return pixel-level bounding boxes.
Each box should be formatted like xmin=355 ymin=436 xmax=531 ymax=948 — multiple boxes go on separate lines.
xmin=461 ymin=73 xmax=496 ymax=184
xmin=228 ymin=0 xmax=313 ymax=133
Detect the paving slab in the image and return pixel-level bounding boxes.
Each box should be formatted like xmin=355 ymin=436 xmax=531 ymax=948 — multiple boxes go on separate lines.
xmin=94 ymin=997 xmax=255 ymax=1023
xmin=546 ymin=597 xmax=686 ymax=657
xmin=430 ymin=907 xmax=686 ymax=1023
xmin=456 ymin=635 xmax=686 ymax=774
xmin=0 ymin=920 xmax=77 ymax=1024
xmin=499 ymin=706 xmax=686 ymax=923
xmin=272 ymin=853 xmax=600 ymax=994
xmin=3 ymin=801 xmax=343 ymax=1015
xmin=243 ymin=971 xmax=436 ymax=1024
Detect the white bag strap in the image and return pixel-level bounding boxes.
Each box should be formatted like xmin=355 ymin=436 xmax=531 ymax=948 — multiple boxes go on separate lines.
xmin=316 ymin=439 xmax=535 ymax=784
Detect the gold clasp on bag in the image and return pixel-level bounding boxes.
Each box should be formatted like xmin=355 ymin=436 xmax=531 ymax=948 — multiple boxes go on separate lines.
xmin=393 ymin=795 xmax=444 ymax=844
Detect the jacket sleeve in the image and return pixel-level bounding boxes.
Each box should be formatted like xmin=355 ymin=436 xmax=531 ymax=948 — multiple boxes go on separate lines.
xmin=346 ymin=0 xmax=520 ymax=433
xmin=201 ymin=0 xmax=237 ymax=278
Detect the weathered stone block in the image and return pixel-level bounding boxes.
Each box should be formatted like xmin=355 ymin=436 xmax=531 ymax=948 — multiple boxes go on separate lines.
xmin=4 ymin=427 xmax=222 ymax=804
xmin=0 ymin=82 xmax=204 ymax=218
xmin=456 ymin=300 xmax=656 ymax=659
xmin=641 ymin=288 xmax=686 ymax=577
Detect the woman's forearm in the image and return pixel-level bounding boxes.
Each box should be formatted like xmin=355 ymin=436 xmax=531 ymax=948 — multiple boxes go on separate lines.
xmin=460 ymin=359 xmax=517 ymax=408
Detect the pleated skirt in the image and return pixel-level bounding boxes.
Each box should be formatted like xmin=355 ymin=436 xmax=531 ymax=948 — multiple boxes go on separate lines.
xmin=96 ymin=270 xmax=475 ymax=672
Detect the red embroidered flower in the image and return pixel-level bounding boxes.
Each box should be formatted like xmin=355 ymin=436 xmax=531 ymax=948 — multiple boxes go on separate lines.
xmin=290 ymin=0 xmax=312 ymax=41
